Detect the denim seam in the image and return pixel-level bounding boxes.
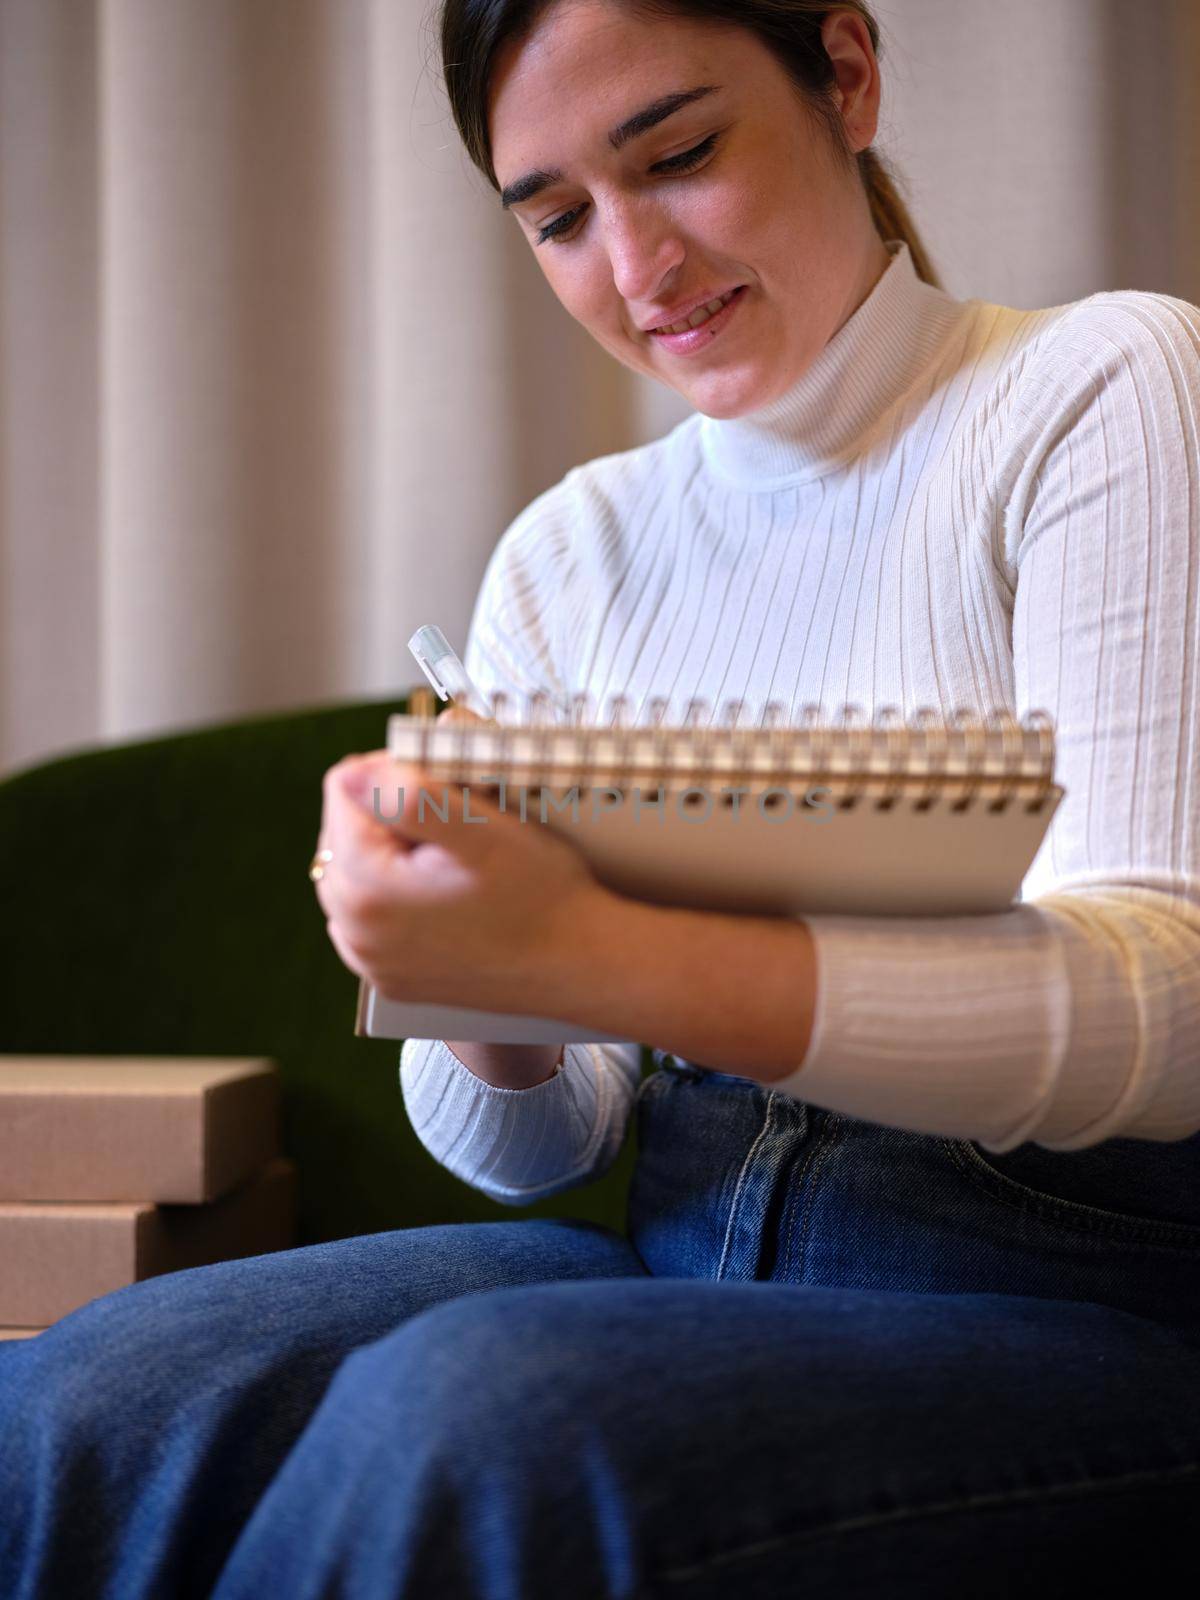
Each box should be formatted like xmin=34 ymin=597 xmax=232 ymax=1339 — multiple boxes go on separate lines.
xmin=772 ymin=1158 xmax=807 ymax=1282
xmin=652 ymin=1458 xmax=1200 ymax=1586
xmin=782 ymin=1115 xmax=844 ymax=1282
xmin=774 ymin=1120 xmax=837 ymax=1282
xmin=941 ymin=1137 xmax=1200 ymax=1251
xmin=635 ymin=1069 xmax=664 ymax=1105
xmin=714 ymin=1094 xmax=778 ymax=1282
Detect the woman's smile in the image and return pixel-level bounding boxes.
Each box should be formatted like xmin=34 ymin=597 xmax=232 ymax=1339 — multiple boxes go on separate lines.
xmin=645 ymin=283 xmax=749 ymax=355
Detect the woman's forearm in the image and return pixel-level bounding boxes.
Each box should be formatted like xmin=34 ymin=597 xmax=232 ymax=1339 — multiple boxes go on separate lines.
xmin=535 ymin=886 xmax=817 ymax=1083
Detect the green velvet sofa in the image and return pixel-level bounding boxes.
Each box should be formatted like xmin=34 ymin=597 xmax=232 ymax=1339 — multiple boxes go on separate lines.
xmin=0 ymin=695 xmax=649 ymax=1247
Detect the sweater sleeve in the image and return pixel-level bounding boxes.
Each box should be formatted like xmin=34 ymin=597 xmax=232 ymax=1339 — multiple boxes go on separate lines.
xmin=770 ymin=292 xmax=1200 ymax=1152
xmin=399 ymin=482 xmax=643 ymax=1204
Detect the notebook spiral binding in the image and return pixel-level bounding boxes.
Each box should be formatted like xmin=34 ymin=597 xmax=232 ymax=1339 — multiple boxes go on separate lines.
xmin=396 ymin=689 xmax=1058 ymax=815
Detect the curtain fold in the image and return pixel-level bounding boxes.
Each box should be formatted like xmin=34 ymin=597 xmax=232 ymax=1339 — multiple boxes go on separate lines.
xmin=2 ymin=0 xmax=1197 ymax=777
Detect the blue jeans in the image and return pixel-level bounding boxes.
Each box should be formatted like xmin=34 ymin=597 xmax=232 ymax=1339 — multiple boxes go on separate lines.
xmin=2 ymin=1055 xmax=1199 ymax=1599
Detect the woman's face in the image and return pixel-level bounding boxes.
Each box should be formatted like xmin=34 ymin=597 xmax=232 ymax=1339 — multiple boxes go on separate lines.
xmin=488 ymin=1 xmax=892 ymax=420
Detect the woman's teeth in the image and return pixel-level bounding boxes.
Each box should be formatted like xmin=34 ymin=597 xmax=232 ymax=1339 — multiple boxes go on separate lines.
xmin=656 ymin=288 xmax=737 ymax=335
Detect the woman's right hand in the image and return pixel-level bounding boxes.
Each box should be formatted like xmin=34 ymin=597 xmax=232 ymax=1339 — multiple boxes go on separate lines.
xmin=434 ymin=698 xmax=564 ymax=1088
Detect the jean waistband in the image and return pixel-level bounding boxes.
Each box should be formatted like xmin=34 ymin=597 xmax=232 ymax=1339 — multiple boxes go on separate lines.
xmin=654 ymin=1050 xmax=769 ymax=1088
xmin=649 ymin=1051 xmax=1200 ymax=1239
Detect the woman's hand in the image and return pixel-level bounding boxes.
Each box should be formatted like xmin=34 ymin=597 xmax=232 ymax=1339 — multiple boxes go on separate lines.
xmin=312 ymin=702 xmax=601 ymax=1010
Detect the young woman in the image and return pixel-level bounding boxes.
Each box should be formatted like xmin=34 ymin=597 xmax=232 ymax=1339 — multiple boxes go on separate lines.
xmin=3 ymin=3 xmax=1199 ymax=1596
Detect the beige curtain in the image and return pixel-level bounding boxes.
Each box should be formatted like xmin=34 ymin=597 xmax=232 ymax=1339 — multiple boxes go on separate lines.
xmin=2 ymin=0 xmax=1198 ymax=777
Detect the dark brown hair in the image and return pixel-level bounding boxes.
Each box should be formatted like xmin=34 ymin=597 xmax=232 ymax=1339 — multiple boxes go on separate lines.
xmin=438 ymin=0 xmax=942 ymax=288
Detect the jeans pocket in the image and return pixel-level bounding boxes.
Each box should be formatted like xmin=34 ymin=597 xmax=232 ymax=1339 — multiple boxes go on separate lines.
xmin=942 ymin=1137 xmax=1200 ymax=1252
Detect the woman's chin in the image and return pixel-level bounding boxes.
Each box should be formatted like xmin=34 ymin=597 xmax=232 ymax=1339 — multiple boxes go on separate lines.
xmin=614 ymin=337 xmax=777 ymax=419
xmin=681 ymin=364 xmax=779 ymax=421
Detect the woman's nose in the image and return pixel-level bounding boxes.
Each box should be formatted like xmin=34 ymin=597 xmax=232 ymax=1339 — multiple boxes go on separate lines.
xmin=603 ymin=203 xmax=685 ymax=304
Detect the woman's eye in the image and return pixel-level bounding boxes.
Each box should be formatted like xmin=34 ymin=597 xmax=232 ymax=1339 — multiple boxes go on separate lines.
xmin=534 ymin=133 xmax=721 ymax=247
xmin=536 ymin=207 xmax=585 ymax=247
xmin=651 ymin=131 xmax=720 ymax=177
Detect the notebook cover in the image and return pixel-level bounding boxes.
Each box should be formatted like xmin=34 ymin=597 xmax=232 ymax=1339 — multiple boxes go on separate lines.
xmin=355 ymin=986 xmax=634 ymax=1046
xmin=354 ymin=785 xmax=1063 ymax=1042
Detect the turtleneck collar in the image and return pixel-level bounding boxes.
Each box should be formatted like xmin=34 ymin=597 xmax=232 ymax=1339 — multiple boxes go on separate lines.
xmin=699 ymin=239 xmax=971 ymax=487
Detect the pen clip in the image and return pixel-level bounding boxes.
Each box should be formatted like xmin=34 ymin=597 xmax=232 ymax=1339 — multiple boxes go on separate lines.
xmin=409 ymin=636 xmax=451 ymax=700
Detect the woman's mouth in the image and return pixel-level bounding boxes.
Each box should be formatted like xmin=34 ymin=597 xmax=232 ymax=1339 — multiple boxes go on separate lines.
xmin=646 ymin=286 xmax=748 ymax=355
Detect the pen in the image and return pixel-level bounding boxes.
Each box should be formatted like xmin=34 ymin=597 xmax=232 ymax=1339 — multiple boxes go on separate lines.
xmin=408 ymin=625 xmax=492 ymax=718
xmin=409 ymin=622 xmax=577 ymax=723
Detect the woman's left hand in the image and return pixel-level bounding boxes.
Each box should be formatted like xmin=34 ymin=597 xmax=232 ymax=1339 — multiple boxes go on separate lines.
xmin=311 ymin=729 xmax=602 ymax=1010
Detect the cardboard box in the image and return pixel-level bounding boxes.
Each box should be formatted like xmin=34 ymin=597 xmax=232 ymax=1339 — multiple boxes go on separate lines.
xmin=0 ymin=1155 xmax=297 ymax=1326
xmin=0 ymin=1327 xmax=43 ymax=1340
xmin=0 ymin=1057 xmax=281 ymax=1203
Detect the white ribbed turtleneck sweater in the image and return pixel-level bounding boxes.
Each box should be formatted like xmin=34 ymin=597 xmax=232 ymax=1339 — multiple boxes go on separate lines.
xmin=400 ymin=238 xmax=1200 ymax=1205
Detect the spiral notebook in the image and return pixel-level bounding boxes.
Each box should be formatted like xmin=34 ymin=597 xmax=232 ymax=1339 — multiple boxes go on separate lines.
xmin=354 ymin=690 xmax=1064 ymax=1045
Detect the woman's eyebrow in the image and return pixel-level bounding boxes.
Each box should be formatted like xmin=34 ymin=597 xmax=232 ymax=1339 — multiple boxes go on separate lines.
xmin=499 ymin=84 xmax=720 ymax=211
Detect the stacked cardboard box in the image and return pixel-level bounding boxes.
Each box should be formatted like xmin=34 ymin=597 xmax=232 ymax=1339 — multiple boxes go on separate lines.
xmin=0 ymin=1057 xmax=296 ymax=1337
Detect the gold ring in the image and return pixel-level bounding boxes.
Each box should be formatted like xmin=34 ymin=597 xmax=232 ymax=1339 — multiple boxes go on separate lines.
xmin=308 ymin=848 xmax=334 ymax=882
